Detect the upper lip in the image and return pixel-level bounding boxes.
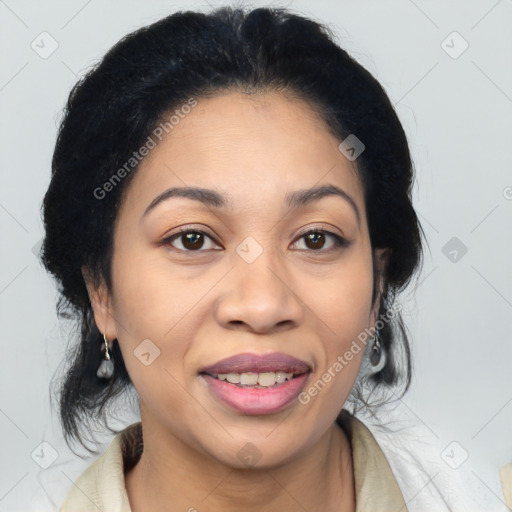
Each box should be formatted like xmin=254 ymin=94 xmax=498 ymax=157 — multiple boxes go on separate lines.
xmin=200 ymin=352 xmax=311 ymax=375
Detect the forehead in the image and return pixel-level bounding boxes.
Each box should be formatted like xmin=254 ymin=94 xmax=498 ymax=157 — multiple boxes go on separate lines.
xmin=119 ymin=91 xmax=364 ymax=217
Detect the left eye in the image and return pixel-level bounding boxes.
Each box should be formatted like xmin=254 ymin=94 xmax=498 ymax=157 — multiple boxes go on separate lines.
xmin=291 ymin=229 xmax=349 ymax=251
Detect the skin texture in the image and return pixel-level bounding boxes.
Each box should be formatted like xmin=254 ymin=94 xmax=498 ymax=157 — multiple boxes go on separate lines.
xmin=84 ymin=91 xmax=387 ymax=511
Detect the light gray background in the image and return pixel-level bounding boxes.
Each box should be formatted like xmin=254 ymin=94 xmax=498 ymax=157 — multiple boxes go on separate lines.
xmin=1 ymin=0 xmax=511 ymax=510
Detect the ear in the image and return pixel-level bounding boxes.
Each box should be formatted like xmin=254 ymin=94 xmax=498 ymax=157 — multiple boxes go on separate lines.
xmin=81 ymin=265 xmax=118 ymax=342
xmin=370 ymin=248 xmax=392 ymax=325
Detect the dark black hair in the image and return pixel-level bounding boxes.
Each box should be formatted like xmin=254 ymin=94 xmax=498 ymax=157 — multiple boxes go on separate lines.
xmin=40 ymin=5 xmax=423 ymax=453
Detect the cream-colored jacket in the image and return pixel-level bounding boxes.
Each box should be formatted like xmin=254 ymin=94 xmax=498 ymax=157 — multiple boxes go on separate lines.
xmin=60 ymin=410 xmax=408 ymax=512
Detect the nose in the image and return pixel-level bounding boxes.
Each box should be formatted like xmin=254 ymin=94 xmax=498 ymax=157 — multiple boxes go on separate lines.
xmin=214 ymin=252 xmax=304 ymax=335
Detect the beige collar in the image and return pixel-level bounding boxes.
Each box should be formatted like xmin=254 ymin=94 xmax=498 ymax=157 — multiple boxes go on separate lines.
xmin=61 ymin=410 xmax=407 ymax=512
xmin=500 ymin=463 xmax=512 ymax=509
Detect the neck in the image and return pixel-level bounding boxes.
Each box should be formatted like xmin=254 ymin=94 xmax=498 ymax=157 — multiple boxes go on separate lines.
xmin=125 ymin=416 xmax=355 ymax=512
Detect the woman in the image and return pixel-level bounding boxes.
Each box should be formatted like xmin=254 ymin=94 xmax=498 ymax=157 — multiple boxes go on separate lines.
xmin=39 ymin=5 xmax=511 ymax=511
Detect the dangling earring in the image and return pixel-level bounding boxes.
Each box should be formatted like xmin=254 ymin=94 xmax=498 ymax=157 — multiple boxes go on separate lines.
xmin=97 ymin=333 xmax=114 ymax=379
xmin=370 ymin=333 xmax=382 ymax=367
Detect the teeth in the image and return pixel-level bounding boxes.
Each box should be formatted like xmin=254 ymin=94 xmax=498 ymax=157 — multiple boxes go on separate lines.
xmin=217 ymin=371 xmax=295 ymax=387
xmin=275 ymin=371 xmax=288 ymax=384
xmin=240 ymin=373 xmax=259 ymax=385
xmin=258 ymin=372 xmax=276 ymax=386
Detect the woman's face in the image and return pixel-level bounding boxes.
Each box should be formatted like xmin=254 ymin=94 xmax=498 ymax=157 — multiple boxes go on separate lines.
xmin=88 ymin=91 xmax=383 ymax=468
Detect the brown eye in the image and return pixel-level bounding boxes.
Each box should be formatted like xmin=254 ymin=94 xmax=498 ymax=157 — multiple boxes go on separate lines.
xmin=182 ymin=232 xmax=205 ymax=250
xmin=163 ymin=229 xmax=221 ymax=252
xmin=292 ymin=229 xmax=349 ymax=252
xmin=304 ymin=232 xmax=326 ymax=250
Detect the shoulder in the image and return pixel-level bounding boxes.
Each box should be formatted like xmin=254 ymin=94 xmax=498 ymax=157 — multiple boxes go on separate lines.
xmin=339 ymin=406 xmax=511 ymax=512
xmin=59 ymin=422 xmax=141 ymax=512
xmin=337 ymin=409 xmax=408 ymax=511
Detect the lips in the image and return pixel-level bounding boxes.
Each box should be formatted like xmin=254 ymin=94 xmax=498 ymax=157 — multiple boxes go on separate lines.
xmin=199 ymin=352 xmax=312 ymax=415
xmin=199 ymin=352 xmax=311 ymax=376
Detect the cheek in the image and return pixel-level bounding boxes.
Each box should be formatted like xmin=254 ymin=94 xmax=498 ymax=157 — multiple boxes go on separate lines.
xmin=295 ymin=252 xmax=374 ymax=397
xmin=108 ymin=249 xmax=188 ymax=387
xmin=110 ymin=245 xmax=193 ymax=337
xmin=303 ymin=255 xmax=374 ymax=342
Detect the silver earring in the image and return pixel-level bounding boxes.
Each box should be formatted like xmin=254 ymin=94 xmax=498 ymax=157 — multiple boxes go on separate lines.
xmin=370 ymin=333 xmax=382 ymax=367
xmin=96 ymin=333 xmax=114 ymax=379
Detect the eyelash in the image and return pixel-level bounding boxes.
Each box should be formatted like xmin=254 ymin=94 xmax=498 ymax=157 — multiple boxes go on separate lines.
xmin=161 ymin=227 xmax=350 ymax=254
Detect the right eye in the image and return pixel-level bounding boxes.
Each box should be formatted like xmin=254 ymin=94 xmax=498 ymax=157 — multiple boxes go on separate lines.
xmin=161 ymin=228 xmax=222 ymax=252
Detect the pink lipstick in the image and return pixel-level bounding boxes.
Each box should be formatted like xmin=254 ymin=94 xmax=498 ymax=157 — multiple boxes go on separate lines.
xmin=200 ymin=352 xmax=311 ymax=415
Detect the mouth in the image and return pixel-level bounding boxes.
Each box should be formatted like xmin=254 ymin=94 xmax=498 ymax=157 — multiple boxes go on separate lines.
xmin=199 ymin=352 xmax=311 ymax=414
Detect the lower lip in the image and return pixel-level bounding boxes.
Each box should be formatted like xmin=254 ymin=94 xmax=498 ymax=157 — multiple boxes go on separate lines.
xmin=202 ymin=373 xmax=309 ymax=415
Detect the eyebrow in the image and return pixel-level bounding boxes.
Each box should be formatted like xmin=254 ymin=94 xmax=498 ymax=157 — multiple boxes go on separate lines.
xmin=142 ymin=184 xmax=360 ymax=225
xmin=286 ymin=184 xmax=360 ymax=225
